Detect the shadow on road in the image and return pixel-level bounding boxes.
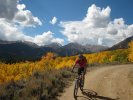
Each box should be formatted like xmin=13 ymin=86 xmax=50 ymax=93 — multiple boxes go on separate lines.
xmin=75 ymin=89 xmax=120 ymax=100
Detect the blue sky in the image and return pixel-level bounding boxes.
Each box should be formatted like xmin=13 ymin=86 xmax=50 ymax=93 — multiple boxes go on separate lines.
xmin=20 ymin=0 xmax=133 ymax=35
xmin=20 ymin=0 xmax=133 ymax=23
xmin=0 ymin=0 xmax=133 ymax=46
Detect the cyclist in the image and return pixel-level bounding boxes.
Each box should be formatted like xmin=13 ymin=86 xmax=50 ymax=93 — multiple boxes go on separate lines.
xmin=72 ymin=54 xmax=87 ymax=78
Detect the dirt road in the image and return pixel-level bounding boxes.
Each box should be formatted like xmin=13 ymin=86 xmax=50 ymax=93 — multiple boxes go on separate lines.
xmin=58 ymin=64 xmax=133 ymax=100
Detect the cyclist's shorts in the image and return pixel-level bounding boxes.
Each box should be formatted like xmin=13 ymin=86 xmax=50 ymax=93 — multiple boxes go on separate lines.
xmin=78 ymin=67 xmax=84 ymax=75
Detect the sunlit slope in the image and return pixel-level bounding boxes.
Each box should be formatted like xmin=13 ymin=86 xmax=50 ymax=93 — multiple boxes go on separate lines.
xmin=0 ymin=41 xmax=133 ymax=83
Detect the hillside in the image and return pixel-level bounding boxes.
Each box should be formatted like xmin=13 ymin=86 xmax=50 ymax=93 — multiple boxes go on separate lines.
xmin=56 ymin=43 xmax=91 ymax=56
xmin=0 ymin=41 xmax=133 ymax=99
xmin=0 ymin=40 xmax=108 ymax=62
xmin=0 ymin=41 xmax=43 ymax=63
xmin=108 ymin=36 xmax=133 ymax=50
xmin=85 ymin=44 xmax=108 ymax=52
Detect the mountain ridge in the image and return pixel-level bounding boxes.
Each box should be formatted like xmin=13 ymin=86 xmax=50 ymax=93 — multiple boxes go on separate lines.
xmin=107 ymin=36 xmax=133 ymax=50
xmin=0 ymin=40 xmax=112 ymax=63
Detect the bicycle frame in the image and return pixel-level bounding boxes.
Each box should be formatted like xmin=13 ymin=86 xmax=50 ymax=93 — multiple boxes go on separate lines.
xmin=73 ymin=72 xmax=85 ymax=98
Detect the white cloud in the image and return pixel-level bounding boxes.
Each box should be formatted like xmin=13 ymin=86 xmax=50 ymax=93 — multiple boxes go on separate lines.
xmin=50 ymin=17 xmax=58 ymax=25
xmin=17 ymin=4 xmax=26 ymax=10
xmin=33 ymin=31 xmax=64 ymax=46
xmin=0 ymin=0 xmax=18 ymax=20
xmin=14 ymin=4 xmax=42 ymax=27
xmin=0 ymin=19 xmax=33 ymax=41
xmin=0 ymin=1 xmax=63 ymax=46
xmin=0 ymin=19 xmax=64 ymax=45
xmin=83 ymin=4 xmax=111 ymax=28
xmin=60 ymin=4 xmax=133 ymax=47
xmin=0 ymin=0 xmax=42 ymax=27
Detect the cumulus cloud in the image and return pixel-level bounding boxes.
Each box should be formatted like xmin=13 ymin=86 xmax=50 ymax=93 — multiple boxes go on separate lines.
xmin=33 ymin=31 xmax=64 ymax=46
xmin=0 ymin=0 xmax=18 ymax=20
xmin=60 ymin=4 xmax=133 ymax=47
xmin=83 ymin=4 xmax=111 ymax=28
xmin=50 ymin=17 xmax=58 ymax=25
xmin=0 ymin=19 xmax=64 ymax=45
xmin=0 ymin=0 xmax=63 ymax=45
xmin=0 ymin=0 xmax=42 ymax=27
xmin=14 ymin=4 xmax=42 ymax=27
xmin=0 ymin=19 xmax=33 ymax=41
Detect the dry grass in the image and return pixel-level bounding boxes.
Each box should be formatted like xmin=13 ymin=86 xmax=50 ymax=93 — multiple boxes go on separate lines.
xmin=0 ymin=68 xmax=75 ymax=100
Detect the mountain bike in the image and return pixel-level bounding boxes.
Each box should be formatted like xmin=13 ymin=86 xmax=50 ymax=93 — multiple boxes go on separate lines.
xmin=73 ymin=71 xmax=85 ymax=98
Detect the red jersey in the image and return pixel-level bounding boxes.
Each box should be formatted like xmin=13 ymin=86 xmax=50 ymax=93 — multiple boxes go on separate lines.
xmin=75 ymin=57 xmax=87 ymax=68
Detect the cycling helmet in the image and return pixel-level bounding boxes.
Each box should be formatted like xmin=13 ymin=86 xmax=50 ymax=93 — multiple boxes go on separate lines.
xmin=78 ymin=54 xmax=83 ymax=59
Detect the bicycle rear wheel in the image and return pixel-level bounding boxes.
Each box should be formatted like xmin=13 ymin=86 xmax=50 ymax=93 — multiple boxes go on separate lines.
xmin=73 ymin=79 xmax=79 ymax=98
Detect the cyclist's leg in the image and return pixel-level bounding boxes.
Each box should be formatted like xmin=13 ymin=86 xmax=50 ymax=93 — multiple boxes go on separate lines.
xmin=81 ymin=67 xmax=85 ymax=79
xmin=79 ymin=68 xmax=85 ymax=91
xmin=78 ymin=68 xmax=82 ymax=79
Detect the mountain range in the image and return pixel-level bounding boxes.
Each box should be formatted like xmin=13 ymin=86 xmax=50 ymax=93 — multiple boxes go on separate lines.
xmin=0 ymin=40 xmax=108 ymax=63
xmin=0 ymin=35 xmax=133 ymax=63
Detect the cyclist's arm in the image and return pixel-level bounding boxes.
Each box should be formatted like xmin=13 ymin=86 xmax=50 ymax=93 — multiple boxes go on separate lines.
xmin=72 ymin=63 xmax=77 ymax=71
xmin=72 ymin=59 xmax=79 ymax=71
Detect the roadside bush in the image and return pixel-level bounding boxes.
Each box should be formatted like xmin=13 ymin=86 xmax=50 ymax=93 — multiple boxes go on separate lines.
xmin=128 ymin=41 xmax=133 ymax=62
xmin=0 ymin=68 xmax=74 ymax=100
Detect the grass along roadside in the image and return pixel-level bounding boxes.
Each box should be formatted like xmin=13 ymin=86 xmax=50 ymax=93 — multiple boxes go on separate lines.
xmin=0 ymin=68 xmax=75 ymax=100
xmin=1 ymin=64 xmax=131 ymax=100
xmin=0 ymin=65 xmax=99 ymax=100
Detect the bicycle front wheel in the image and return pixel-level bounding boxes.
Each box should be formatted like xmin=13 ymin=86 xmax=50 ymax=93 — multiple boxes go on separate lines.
xmin=80 ymin=76 xmax=84 ymax=91
xmin=74 ymin=79 xmax=79 ymax=98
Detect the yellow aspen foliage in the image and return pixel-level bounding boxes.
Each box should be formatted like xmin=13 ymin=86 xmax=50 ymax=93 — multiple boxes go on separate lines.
xmin=128 ymin=41 xmax=133 ymax=62
xmin=0 ymin=49 xmax=130 ymax=84
xmin=110 ymin=55 xmax=116 ymax=62
xmin=65 ymin=59 xmax=74 ymax=68
xmin=57 ymin=61 xmax=66 ymax=69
